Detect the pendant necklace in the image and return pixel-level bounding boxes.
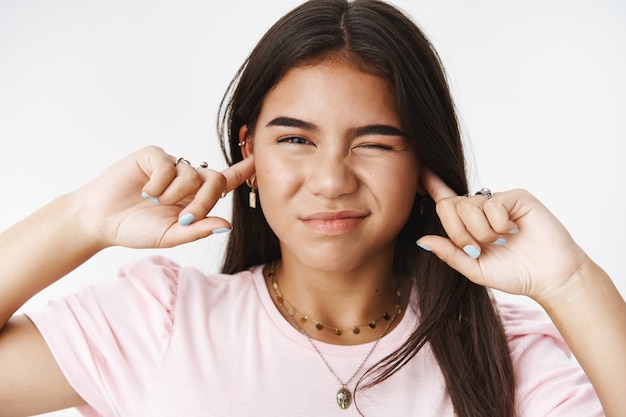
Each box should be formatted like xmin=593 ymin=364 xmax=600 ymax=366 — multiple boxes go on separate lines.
xmin=268 ymin=262 xmax=401 ymax=410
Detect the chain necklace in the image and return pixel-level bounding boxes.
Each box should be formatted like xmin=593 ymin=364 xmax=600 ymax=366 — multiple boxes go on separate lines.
xmin=268 ymin=261 xmax=401 ymax=410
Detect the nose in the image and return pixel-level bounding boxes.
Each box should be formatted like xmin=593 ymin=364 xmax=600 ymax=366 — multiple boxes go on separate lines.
xmin=306 ymin=151 xmax=358 ymax=199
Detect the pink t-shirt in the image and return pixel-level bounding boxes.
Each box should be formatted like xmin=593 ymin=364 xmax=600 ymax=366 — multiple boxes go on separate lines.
xmin=27 ymin=256 xmax=603 ymax=416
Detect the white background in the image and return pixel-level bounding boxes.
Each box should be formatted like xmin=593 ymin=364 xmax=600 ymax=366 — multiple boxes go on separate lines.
xmin=0 ymin=1 xmax=624 ymax=416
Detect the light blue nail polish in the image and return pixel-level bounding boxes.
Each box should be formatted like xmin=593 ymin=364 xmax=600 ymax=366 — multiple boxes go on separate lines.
xmin=212 ymin=227 xmax=231 ymax=234
xmin=416 ymin=241 xmax=432 ymax=251
xmin=141 ymin=191 xmax=150 ymax=199
xmin=508 ymin=228 xmax=519 ymax=234
xmin=151 ymin=196 xmax=160 ymax=205
xmin=178 ymin=213 xmax=195 ymax=226
xmin=463 ymin=244 xmax=481 ymax=259
xmin=493 ymin=238 xmax=507 ymax=246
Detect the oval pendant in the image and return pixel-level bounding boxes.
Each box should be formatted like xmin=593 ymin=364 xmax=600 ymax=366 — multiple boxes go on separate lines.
xmin=336 ymin=386 xmax=352 ymax=409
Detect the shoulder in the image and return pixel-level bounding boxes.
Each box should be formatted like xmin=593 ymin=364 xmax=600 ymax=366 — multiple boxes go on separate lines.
xmin=116 ymin=255 xmax=261 ymax=308
xmin=118 ymin=252 xmax=261 ymax=298
xmin=496 ymin=300 xmax=569 ymax=353
xmin=496 ymin=300 xmax=573 ymax=368
xmin=25 ymin=256 xmax=267 ymax=416
xmin=117 ymin=255 xmax=259 ymax=288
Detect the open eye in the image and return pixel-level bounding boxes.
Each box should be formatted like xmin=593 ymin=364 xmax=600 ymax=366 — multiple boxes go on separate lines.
xmin=277 ymin=136 xmax=312 ymax=146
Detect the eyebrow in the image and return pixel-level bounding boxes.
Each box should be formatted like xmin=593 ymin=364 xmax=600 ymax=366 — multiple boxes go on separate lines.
xmin=266 ymin=116 xmax=406 ymax=138
xmin=266 ymin=116 xmax=319 ymax=132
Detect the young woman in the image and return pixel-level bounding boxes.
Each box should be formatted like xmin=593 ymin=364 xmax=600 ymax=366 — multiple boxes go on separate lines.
xmin=0 ymin=1 xmax=624 ymax=416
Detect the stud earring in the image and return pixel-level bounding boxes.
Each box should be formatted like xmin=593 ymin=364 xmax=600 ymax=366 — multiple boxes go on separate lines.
xmin=246 ymin=176 xmax=258 ymax=208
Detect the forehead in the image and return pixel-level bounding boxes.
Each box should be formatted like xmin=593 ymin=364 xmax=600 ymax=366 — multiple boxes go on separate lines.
xmin=257 ymin=58 xmax=401 ymax=129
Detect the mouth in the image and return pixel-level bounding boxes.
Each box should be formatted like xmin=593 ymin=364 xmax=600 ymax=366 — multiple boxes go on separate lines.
xmin=300 ymin=211 xmax=368 ymax=235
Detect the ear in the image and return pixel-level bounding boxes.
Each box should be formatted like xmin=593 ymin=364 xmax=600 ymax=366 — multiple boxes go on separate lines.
xmin=239 ymin=125 xmax=253 ymax=159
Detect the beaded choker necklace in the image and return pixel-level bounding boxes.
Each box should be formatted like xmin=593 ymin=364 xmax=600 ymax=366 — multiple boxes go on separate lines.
xmin=268 ymin=262 xmax=401 ymax=409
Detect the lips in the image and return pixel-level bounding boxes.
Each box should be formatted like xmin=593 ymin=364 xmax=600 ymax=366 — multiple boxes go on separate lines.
xmin=300 ymin=211 xmax=368 ymax=234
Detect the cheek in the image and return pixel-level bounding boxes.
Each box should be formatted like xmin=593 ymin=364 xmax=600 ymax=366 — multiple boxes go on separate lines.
xmin=367 ymin=159 xmax=419 ymax=199
xmin=383 ymin=180 xmax=417 ymax=218
xmin=255 ymin=154 xmax=302 ymax=203
xmin=368 ymin=163 xmax=420 ymax=226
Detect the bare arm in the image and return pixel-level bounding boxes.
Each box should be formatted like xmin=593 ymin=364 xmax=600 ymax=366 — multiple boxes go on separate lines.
xmin=535 ymin=260 xmax=626 ymax=417
xmin=0 ymin=316 xmax=86 ymax=417
xmin=0 ymin=192 xmax=102 ymax=415
xmin=0 ymin=192 xmax=103 ymax=327
xmin=0 ymin=191 xmax=110 ymax=415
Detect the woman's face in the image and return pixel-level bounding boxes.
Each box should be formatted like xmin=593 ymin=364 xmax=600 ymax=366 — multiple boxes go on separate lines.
xmin=245 ymin=58 xmax=421 ymax=273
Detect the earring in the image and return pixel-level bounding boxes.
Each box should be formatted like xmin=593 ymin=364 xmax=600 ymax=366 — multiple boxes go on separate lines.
xmin=246 ymin=176 xmax=257 ymax=208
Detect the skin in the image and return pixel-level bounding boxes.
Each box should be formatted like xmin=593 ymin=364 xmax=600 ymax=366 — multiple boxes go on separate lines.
xmin=0 ymin=148 xmax=254 ymax=416
xmin=240 ymin=58 xmax=420 ymax=343
xmin=0 ymin=57 xmax=624 ymax=415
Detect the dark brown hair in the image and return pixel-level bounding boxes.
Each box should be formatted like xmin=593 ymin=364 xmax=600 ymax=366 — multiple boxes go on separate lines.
xmin=218 ymin=1 xmax=515 ymax=416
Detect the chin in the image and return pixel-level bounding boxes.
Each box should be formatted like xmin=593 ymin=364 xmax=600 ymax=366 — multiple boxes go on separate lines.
xmin=289 ymin=244 xmax=392 ymax=274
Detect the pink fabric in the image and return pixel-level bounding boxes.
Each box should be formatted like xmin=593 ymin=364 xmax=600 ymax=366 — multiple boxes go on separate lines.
xmin=27 ymin=256 xmax=603 ymax=416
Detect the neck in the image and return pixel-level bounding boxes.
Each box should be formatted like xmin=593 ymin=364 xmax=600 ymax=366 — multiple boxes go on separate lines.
xmin=266 ymin=253 xmax=404 ymax=345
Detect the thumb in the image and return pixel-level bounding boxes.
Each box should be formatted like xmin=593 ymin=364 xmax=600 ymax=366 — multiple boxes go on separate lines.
xmin=416 ymin=235 xmax=482 ymax=280
xmin=162 ymin=216 xmax=233 ymax=247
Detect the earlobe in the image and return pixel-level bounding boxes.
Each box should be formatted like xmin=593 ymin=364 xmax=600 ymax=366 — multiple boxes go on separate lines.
xmin=239 ymin=125 xmax=254 ymax=159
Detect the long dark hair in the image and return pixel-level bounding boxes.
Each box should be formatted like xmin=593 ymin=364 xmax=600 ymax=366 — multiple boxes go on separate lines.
xmin=217 ymin=1 xmax=515 ymax=416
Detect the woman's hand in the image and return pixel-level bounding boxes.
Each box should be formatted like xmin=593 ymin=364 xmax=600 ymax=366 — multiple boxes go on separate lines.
xmin=75 ymin=146 xmax=254 ymax=249
xmin=0 ymin=146 xmax=254 ymax=325
xmin=417 ymin=167 xmax=626 ymax=416
xmin=416 ymin=166 xmax=590 ymax=302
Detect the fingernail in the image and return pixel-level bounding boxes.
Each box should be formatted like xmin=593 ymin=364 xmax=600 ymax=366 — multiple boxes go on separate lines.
xmin=141 ymin=191 xmax=151 ymax=199
xmin=151 ymin=196 xmax=160 ymax=205
xmin=212 ymin=227 xmax=231 ymax=234
xmin=178 ymin=213 xmax=195 ymax=226
xmin=493 ymin=238 xmax=507 ymax=246
xmin=508 ymin=228 xmax=519 ymax=234
xmin=416 ymin=241 xmax=432 ymax=251
xmin=463 ymin=244 xmax=481 ymax=259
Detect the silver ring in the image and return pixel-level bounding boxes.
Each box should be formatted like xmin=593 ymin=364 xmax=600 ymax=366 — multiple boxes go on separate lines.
xmin=474 ymin=187 xmax=493 ymax=199
xmin=175 ymin=157 xmax=191 ymax=167
xmin=196 ymin=161 xmax=209 ymax=171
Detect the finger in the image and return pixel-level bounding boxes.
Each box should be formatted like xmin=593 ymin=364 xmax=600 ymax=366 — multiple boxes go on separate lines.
xmin=420 ymin=165 xmax=458 ymax=203
xmin=416 ymin=235 xmax=483 ymax=281
xmin=152 ymin=161 xmax=203 ymax=205
xmin=140 ymin=148 xmax=179 ymax=198
xmin=435 ymin=196 xmax=483 ymax=259
xmin=176 ymin=157 xmax=255 ymax=227
xmin=421 ymin=165 xmax=484 ymax=257
xmin=177 ymin=168 xmax=228 ymax=226
xmin=456 ymin=196 xmax=502 ymax=244
xmin=162 ymin=216 xmax=233 ymax=247
xmin=482 ymin=196 xmax=520 ymax=236
xmin=221 ymin=156 xmax=256 ymax=195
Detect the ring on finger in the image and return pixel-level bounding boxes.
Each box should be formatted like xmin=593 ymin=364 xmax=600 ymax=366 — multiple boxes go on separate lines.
xmin=196 ymin=161 xmax=209 ymax=171
xmin=473 ymin=187 xmax=493 ymax=199
xmin=175 ymin=157 xmax=191 ymax=167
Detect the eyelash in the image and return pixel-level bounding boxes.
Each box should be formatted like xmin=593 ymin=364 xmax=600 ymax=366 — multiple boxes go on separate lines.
xmin=277 ymin=137 xmax=394 ymax=151
xmin=277 ymin=136 xmax=311 ymax=145
xmin=357 ymin=143 xmax=393 ymax=151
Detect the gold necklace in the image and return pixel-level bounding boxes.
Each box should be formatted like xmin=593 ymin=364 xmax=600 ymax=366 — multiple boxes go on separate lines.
xmin=268 ymin=262 xmax=401 ymax=410
xmin=274 ymin=278 xmax=400 ymax=337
